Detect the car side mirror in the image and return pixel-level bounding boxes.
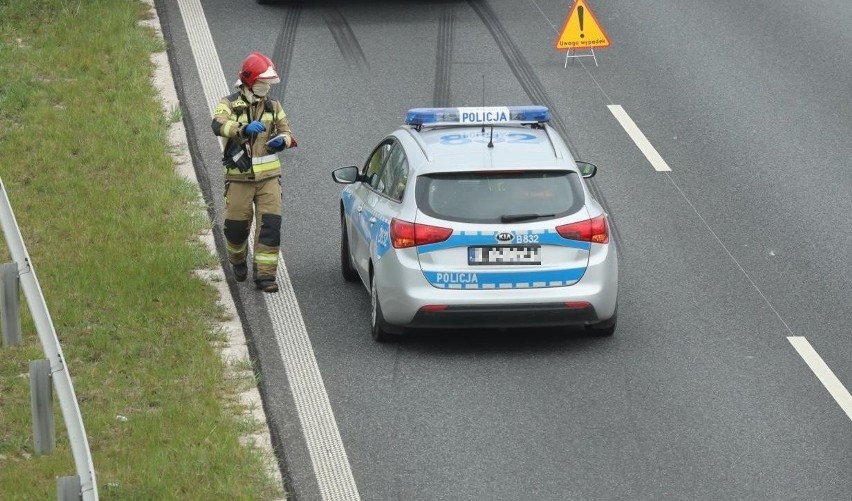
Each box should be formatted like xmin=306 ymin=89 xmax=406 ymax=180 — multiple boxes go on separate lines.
xmin=575 ymin=161 xmax=598 ymax=178
xmin=332 ymin=165 xmax=361 ymax=184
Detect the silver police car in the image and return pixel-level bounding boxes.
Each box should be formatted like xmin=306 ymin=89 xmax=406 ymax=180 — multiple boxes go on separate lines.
xmin=332 ymin=106 xmax=618 ymax=341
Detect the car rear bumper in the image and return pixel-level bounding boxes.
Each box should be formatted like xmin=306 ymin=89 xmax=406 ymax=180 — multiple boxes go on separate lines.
xmin=408 ymin=302 xmax=600 ymax=329
xmin=375 ymin=241 xmax=618 ymax=328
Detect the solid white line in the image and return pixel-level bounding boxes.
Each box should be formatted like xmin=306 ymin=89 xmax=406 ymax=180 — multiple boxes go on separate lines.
xmin=175 ymin=1 xmax=361 ymax=499
xmin=527 ymin=0 xmax=557 ymax=30
xmin=788 ymin=336 xmax=852 ymax=422
xmin=607 ymin=105 xmax=672 ymax=172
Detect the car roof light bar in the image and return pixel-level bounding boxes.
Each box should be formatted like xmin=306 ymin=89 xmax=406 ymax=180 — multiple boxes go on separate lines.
xmin=405 ymin=106 xmax=551 ymax=127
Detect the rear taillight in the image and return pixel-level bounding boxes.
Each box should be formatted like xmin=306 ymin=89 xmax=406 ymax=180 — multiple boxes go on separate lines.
xmin=391 ymin=218 xmax=453 ymax=248
xmin=556 ymin=215 xmax=609 ymax=244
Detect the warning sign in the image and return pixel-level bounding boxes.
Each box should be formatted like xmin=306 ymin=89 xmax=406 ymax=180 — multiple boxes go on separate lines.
xmin=555 ymin=0 xmax=610 ymax=50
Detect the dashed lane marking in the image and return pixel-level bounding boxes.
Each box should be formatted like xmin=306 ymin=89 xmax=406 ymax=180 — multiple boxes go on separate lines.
xmin=607 ymin=104 xmax=672 ymax=172
xmin=788 ymin=336 xmax=852 ymax=422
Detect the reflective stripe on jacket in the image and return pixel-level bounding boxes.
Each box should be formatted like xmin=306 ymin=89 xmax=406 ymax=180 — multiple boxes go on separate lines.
xmin=211 ymin=90 xmax=293 ymax=182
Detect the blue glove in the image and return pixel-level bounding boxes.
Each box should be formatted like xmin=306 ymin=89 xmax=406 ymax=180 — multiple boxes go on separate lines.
xmin=244 ymin=121 xmax=265 ymax=135
xmin=266 ymin=135 xmax=285 ymax=148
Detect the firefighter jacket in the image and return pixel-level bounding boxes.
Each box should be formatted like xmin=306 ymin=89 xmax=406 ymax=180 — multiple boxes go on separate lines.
xmin=212 ymin=90 xmax=293 ymax=182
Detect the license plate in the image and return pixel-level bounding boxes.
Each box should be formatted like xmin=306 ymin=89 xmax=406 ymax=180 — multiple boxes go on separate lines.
xmin=468 ymin=245 xmax=541 ymax=265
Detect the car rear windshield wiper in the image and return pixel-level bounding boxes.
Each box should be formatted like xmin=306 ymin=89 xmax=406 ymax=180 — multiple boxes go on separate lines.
xmin=500 ymin=213 xmax=556 ymax=223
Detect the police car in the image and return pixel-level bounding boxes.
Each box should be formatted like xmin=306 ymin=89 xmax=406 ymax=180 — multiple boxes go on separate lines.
xmin=332 ymin=106 xmax=618 ymax=341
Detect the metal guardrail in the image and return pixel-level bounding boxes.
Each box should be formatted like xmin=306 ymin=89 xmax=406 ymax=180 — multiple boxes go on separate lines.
xmin=0 ymin=176 xmax=98 ymax=500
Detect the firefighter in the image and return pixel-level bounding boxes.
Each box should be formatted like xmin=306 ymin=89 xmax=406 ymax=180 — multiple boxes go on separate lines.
xmin=212 ymin=52 xmax=296 ymax=293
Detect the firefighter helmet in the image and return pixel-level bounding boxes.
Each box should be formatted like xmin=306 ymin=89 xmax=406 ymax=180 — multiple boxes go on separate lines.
xmin=238 ymin=52 xmax=280 ymax=87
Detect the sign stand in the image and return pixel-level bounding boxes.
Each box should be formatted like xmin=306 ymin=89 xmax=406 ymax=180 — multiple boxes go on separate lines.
xmin=564 ymin=48 xmax=598 ymax=68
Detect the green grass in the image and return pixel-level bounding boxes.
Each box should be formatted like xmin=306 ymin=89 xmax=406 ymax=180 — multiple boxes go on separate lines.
xmin=0 ymin=1 xmax=283 ymax=498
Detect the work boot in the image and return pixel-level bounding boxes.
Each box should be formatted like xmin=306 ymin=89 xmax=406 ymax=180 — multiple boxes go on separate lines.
xmin=232 ymin=262 xmax=248 ymax=282
xmin=255 ymin=279 xmax=279 ymax=293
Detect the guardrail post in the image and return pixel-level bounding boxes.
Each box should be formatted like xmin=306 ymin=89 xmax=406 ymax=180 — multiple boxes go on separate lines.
xmin=30 ymin=359 xmax=56 ymax=455
xmin=1 ymin=261 xmax=22 ymax=346
xmin=57 ymin=475 xmax=82 ymax=501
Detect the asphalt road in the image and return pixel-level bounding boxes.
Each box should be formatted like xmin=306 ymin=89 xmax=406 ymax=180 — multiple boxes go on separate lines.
xmin=157 ymin=1 xmax=852 ymax=499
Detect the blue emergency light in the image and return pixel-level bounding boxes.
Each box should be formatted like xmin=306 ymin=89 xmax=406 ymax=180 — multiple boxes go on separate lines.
xmin=405 ymin=106 xmax=551 ymax=127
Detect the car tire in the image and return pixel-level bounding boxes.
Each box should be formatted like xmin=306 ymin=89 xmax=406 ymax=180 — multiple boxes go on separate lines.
xmin=370 ymin=274 xmax=395 ymax=342
xmin=340 ymin=216 xmax=358 ymax=282
xmin=589 ymin=309 xmax=617 ymax=337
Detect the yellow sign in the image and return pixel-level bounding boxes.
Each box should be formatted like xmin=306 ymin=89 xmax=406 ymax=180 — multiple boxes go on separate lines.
xmin=555 ymin=0 xmax=610 ymax=50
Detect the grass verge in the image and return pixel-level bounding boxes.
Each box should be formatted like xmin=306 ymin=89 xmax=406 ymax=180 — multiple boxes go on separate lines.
xmin=0 ymin=0 xmax=281 ymax=498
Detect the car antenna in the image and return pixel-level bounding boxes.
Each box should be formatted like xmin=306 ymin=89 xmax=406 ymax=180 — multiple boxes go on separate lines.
xmin=480 ymin=75 xmax=494 ymax=148
xmin=481 ymin=75 xmax=486 ymax=133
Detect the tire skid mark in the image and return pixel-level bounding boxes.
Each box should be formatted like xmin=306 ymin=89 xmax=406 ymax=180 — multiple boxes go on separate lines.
xmin=467 ymin=1 xmax=563 ymax=134
xmin=323 ymin=7 xmax=369 ymax=70
xmin=272 ymin=4 xmax=301 ymax=98
xmin=433 ymin=4 xmax=455 ymax=107
xmin=467 ymin=0 xmax=623 ymax=256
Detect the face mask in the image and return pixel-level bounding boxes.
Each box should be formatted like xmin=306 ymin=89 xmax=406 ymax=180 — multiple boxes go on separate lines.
xmin=252 ymin=82 xmax=271 ymax=97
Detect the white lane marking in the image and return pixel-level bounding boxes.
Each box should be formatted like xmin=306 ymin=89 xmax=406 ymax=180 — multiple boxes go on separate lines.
xmin=533 ymin=0 xmax=848 ymax=426
xmin=175 ymin=1 xmax=361 ymax=499
xmin=528 ymin=0 xmax=557 ymax=30
xmin=788 ymin=336 xmax=852 ymax=422
xmin=607 ymin=105 xmax=672 ymax=172
xmin=174 ymin=0 xmax=229 ymax=116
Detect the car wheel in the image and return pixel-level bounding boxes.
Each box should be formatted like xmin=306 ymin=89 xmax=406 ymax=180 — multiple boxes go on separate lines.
xmin=589 ymin=309 xmax=617 ymax=337
xmin=340 ymin=215 xmax=358 ymax=282
xmin=370 ymin=274 xmax=395 ymax=342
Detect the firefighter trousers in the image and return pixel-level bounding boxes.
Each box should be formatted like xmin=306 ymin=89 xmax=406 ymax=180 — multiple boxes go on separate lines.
xmin=223 ymin=176 xmax=282 ymax=281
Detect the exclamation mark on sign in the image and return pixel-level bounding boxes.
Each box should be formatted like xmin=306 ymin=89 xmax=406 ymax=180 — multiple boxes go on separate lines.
xmin=578 ymin=5 xmax=585 ymax=38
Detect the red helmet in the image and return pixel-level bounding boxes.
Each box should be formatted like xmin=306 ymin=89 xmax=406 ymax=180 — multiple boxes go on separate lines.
xmin=238 ymin=52 xmax=280 ymax=87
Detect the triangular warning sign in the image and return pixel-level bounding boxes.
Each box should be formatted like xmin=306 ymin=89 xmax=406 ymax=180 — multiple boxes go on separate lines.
xmin=555 ymin=0 xmax=610 ymax=50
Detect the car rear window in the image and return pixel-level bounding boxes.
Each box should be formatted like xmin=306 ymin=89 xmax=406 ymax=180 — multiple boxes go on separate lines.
xmin=415 ymin=171 xmax=585 ymax=223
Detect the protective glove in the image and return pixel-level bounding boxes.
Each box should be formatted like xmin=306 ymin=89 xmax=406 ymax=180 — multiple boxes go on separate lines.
xmin=266 ymin=135 xmax=285 ymax=149
xmin=289 ymin=136 xmax=298 ymax=148
xmin=243 ymin=120 xmax=266 ymax=135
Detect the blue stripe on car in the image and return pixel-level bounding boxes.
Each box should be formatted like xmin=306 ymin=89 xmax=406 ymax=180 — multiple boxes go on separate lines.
xmin=423 ymin=267 xmax=586 ymax=289
xmin=374 ymin=218 xmax=392 ymax=258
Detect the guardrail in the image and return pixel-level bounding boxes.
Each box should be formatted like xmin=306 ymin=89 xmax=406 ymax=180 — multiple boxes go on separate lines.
xmin=0 ymin=176 xmax=98 ymax=500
